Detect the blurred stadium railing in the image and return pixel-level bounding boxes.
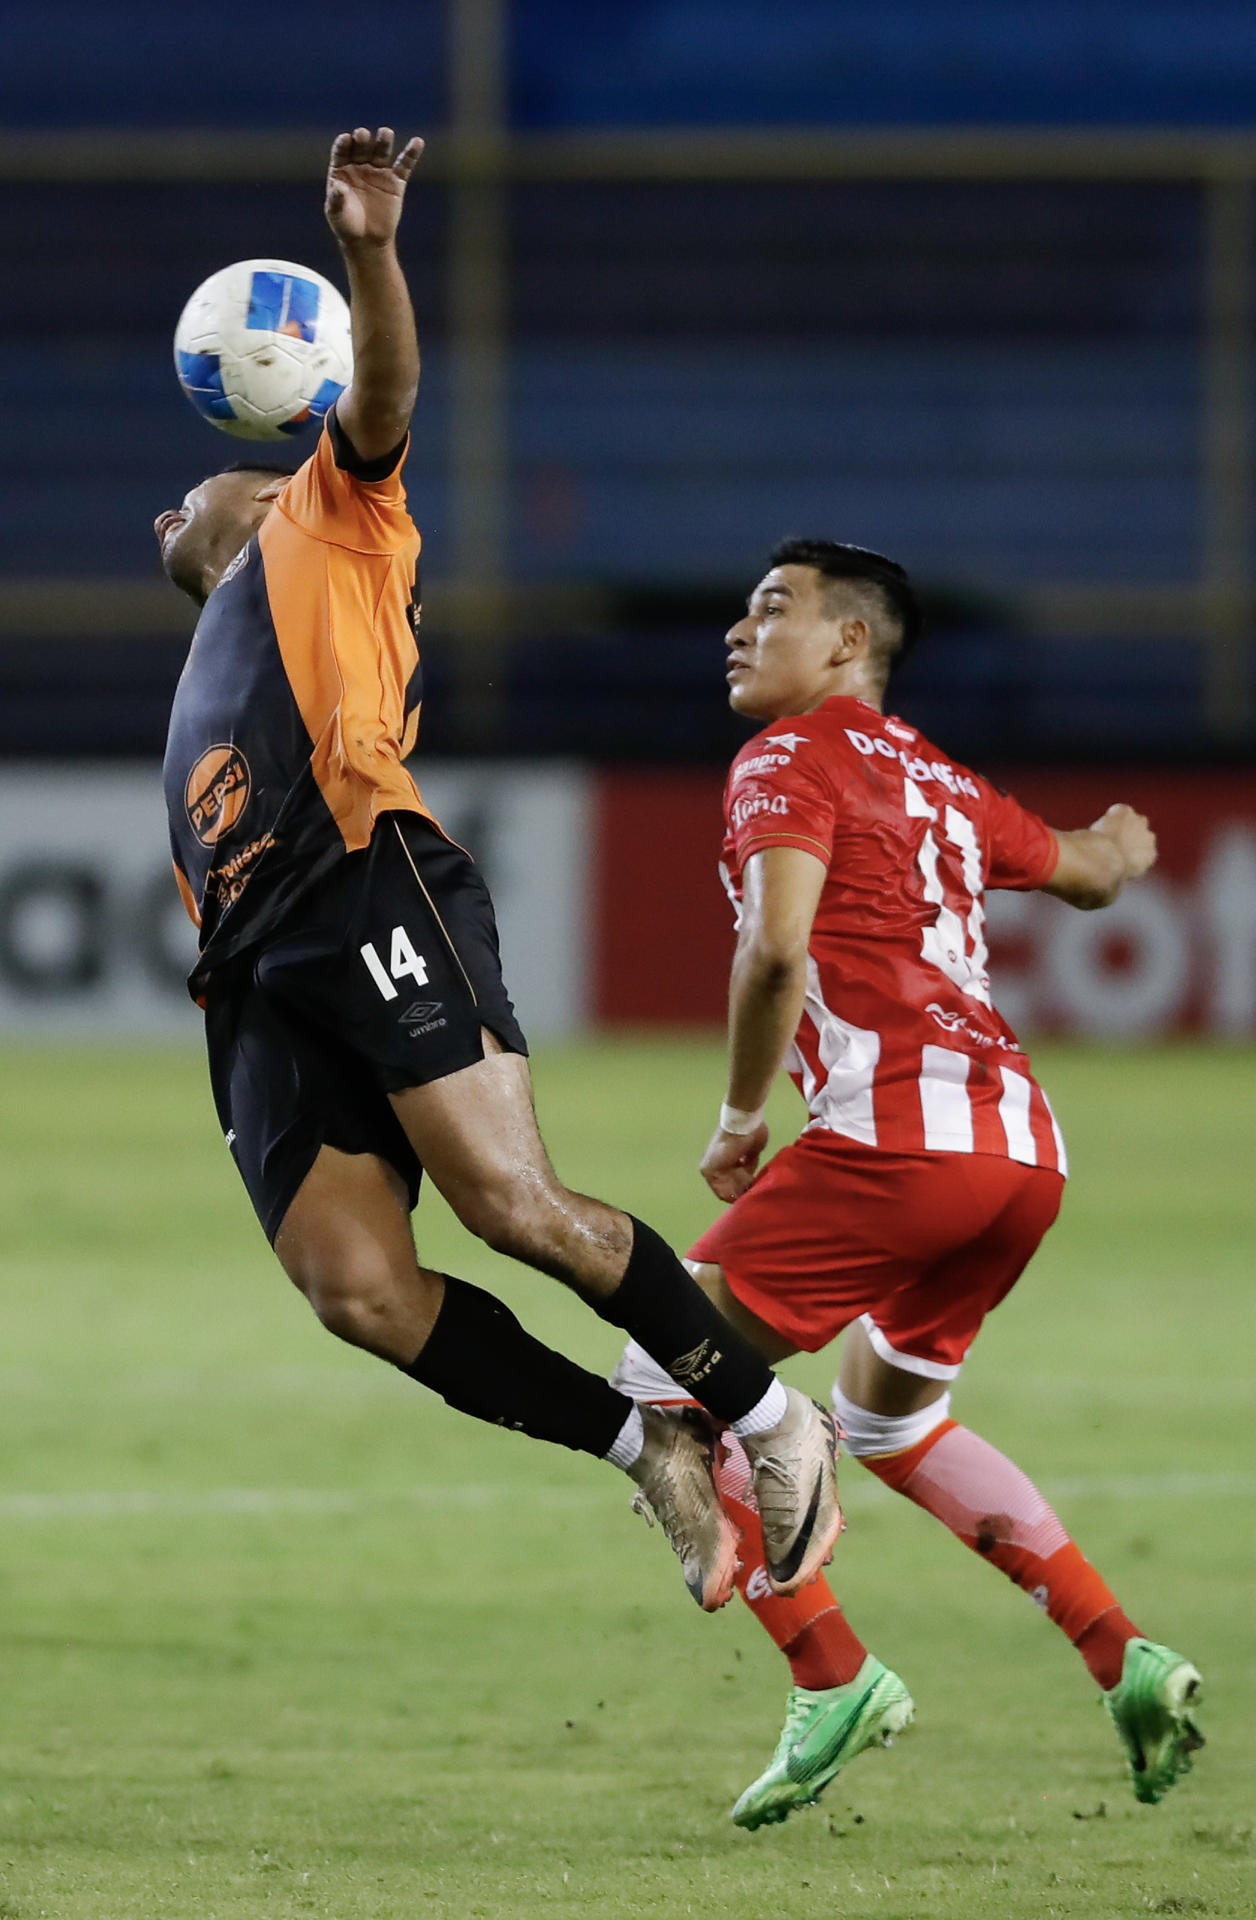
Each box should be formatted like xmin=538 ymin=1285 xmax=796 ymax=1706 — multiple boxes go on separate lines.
xmin=2 ymin=123 xmax=1255 ymax=762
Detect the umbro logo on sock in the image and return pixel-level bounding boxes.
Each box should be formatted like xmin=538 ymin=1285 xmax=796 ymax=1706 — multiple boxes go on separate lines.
xmin=669 ymin=1339 xmax=723 ymax=1387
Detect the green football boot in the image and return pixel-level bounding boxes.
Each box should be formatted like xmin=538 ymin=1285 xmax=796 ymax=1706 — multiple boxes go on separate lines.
xmin=731 ymin=1656 xmax=914 ymax=1830
xmin=1105 ymin=1638 xmax=1204 ymax=1804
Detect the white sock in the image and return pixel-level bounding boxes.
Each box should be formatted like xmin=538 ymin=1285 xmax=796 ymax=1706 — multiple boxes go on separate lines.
xmin=603 ymin=1403 xmax=645 ymax=1471
xmin=728 ymin=1377 xmax=788 ymax=1439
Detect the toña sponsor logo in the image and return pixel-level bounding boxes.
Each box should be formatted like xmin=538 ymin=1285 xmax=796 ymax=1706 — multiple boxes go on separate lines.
xmin=731 ymin=789 xmax=791 ymax=830
xmin=185 ymin=743 xmax=252 ymax=847
xmin=884 ymin=719 xmax=916 ymax=743
xmin=762 ymin=732 xmax=809 ymax=753
xmin=844 ymin=729 xmax=980 ymax=799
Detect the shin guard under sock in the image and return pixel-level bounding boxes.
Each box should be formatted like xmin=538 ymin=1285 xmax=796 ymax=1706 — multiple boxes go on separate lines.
xmin=402 ymin=1274 xmax=632 ymax=1458
xmin=595 ymin=1216 xmax=776 ymax=1425
xmin=862 ymin=1420 xmax=1141 ymax=1687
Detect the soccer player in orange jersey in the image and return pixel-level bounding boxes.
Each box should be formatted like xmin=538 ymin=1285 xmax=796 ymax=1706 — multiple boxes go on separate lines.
xmin=155 ymin=130 xmax=843 ymax=1619
xmin=612 ymin=541 xmax=1204 ymax=1822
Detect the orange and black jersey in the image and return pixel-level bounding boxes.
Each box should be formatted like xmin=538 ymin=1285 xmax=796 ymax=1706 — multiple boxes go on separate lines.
xmin=163 ymin=411 xmax=441 ymax=994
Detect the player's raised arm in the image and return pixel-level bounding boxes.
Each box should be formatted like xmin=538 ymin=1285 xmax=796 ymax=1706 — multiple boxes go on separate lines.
xmin=1042 ymin=803 xmax=1158 ymax=910
xmin=324 ymin=126 xmax=425 ymax=462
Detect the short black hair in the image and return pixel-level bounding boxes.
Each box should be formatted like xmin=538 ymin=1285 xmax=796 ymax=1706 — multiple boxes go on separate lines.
xmin=768 ymin=538 xmax=923 ymax=665
xmin=214 ymin=458 xmax=298 ymax=479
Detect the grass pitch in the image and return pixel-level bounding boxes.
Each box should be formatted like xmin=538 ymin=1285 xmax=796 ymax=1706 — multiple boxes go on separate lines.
xmin=1 ymin=1036 xmax=1253 ymax=1919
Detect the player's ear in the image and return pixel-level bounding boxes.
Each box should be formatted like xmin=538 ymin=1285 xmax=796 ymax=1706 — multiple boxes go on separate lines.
xmin=254 ymin=479 xmax=288 ymax=503
xmin=831 ymin=617 xmax=868 ymax=664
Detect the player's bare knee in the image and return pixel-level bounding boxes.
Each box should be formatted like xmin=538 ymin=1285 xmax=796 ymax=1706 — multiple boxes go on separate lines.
xmin=280 ymin=1238 xmax=425 ymax=1361
xmin=307 ymin=1271 xmax=385 ymax=1348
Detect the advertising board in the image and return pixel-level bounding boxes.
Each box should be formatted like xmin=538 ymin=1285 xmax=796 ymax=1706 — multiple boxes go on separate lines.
xmin=0 ymin=764 xmax=591 ymax=1038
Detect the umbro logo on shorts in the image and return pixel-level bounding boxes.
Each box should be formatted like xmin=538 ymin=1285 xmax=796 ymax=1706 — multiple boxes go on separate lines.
xmin=400 ymin=995 xmax=447 ymax=1038
xmin=398 ymin=999 xmax=443 ymax=1025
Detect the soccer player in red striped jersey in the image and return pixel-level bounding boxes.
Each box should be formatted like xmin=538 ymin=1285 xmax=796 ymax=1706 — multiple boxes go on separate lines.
xmin=613 ymin=539 xmax=1203 ymax=1822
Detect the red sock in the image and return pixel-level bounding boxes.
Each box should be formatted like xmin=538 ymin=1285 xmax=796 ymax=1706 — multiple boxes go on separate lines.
xmin=716 ymin=1438 xmax=867 ymax=1689
xmin=864 ymin=1421 xmax=1141 ymax=1690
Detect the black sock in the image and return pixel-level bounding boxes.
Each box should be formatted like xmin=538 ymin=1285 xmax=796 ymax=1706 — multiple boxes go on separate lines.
xmin=401 ymin=1275 xmax=632 ymax=1459
xmin=594 ymin=1216 xmax=776 ymax=1425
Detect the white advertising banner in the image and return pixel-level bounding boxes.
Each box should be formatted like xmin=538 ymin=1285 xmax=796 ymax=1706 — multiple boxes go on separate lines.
xmin=0 ymin=763 xmax=592 ymax=1038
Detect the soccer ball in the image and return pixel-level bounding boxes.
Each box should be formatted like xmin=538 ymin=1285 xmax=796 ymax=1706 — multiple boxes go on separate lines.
xmin=174 ymin=258 xmax=353 ymax=441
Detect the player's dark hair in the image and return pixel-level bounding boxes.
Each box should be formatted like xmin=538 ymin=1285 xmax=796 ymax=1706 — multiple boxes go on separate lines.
xmin=215 ymin=458 xmax=299 ymax=480
xmin=769 ymin=538 xmax=923 ymax=670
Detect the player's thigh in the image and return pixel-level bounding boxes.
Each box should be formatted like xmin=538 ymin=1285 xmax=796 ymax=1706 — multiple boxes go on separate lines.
xmin=685 ymin=1133 xmax=920 ymax=1354
xmin=205 ymin=957 xmax=423 ymax=1250
xmin=389 ymin=1041 xmax=554 ymax=1206
xmin=858 ymin=1159 xmax=1065 ymax=1396
xmin=837 ymin=1317 xmax=951 ymax=1416
xmin=261 ymin=813 xmax=530 ymax=1106
xmin=685 ymin=1261 xmax=799 ymax=1365
xmin=388 ymin=1045 xmax=633 ymax=1285
xmin=255 ymin=817 xmax=588 ymax=1243
xmin=273 ymin=1141 xmax=446 ymax=1358
xmin=274 ymin=1139 xmax=413 ymax=1292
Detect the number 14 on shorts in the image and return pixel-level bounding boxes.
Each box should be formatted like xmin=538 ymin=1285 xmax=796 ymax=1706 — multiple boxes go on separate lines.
xmin=360 ymin=925 xmax=429 ymax=1000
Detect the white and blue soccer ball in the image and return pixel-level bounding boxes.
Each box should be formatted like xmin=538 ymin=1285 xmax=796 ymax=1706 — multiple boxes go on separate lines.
xmin=174 ymin=258 xmax=353 ymax=441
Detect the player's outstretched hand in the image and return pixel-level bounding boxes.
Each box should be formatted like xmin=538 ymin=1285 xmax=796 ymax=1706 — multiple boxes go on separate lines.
xmin=1091 ymin=802 xmax=1157 ymax=881
xmin=701 ymin=1121 xmax=770 ymax=1204
xmin=325 ymin=127 xmax=425 ymax=248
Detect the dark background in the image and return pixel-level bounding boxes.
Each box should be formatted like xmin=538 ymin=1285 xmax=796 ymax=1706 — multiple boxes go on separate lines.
xmin=4 ymin=0 xmax=1255 ymax=768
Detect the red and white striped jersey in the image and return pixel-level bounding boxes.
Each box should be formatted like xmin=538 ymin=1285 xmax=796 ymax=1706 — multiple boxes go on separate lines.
xmin=721 ymin=695 xmax=1068 ymax=1173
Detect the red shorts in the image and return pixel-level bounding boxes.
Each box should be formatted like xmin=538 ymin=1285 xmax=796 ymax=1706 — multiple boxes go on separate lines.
xmin=687 ymin=1132 xmax=1064 ymax=1378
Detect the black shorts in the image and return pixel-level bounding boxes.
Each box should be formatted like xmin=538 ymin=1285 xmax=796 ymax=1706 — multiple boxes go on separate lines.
xmin=203 ymin=812 xmax=528 ymax=1244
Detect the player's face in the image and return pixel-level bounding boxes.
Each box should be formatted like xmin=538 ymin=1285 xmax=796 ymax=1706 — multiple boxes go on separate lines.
xmin=154 ymin=472 xmax=277 ymax=604
xmin=725 ymin=566 xmax=852 ymax=719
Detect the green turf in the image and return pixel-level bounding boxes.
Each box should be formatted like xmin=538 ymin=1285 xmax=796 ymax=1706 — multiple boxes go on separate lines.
xmin=1 ymin=1037 xmax=1253 ymax=1919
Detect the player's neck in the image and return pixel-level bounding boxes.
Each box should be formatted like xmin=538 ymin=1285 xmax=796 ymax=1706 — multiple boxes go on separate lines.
xmin=754 ymin=666 xmax=887 ymax=722
xmin=811 ymin=666 xmax=885 ymax=714
xmin=201 ymin=527 xmax=253 ymax=599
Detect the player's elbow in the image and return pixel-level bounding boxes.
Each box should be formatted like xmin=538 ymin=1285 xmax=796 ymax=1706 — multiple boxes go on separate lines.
xmin=1072 ymin=878 xmax=1122 ymax=910
xmin=735 ymin=936 xmax=807 ymax=993
xmin=1047 ymin=869 xmax=1122 ymax=911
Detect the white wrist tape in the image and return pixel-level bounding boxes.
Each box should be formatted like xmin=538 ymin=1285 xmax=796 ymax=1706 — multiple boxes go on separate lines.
xmin=719 ymin=1101 xmax=764 ymax=1135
